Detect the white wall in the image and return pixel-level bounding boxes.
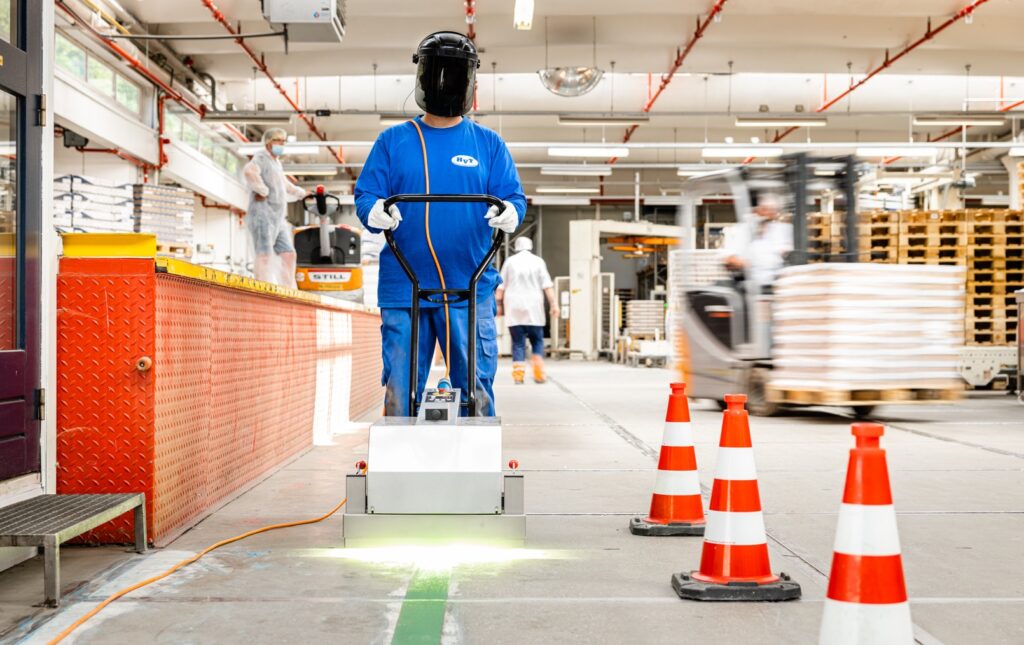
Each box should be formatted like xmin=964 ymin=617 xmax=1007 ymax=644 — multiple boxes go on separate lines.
xmin=191 ymin=199 xmax=252 ymax=275
xmin=53 ymin=144 xmax=143 ymax=184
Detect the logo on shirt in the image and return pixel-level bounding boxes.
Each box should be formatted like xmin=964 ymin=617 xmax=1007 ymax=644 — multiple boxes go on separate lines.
xmin=451 ymin=155 xmax=479 ymax=168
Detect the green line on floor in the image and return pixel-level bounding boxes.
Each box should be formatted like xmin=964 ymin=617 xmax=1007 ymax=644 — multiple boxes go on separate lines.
xmin=392 ymin=567 xmax=452 ymax=645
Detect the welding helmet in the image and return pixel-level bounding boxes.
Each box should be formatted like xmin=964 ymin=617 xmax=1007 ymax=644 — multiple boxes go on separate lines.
xmin=413 ymin=31 xmax=480 ymax=117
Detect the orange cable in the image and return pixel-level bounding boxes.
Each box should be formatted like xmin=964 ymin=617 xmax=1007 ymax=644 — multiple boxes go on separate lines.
xmin=46 ymin=496 xmax=349 ymax=644
xmin=409 ymin=119 xmax=451 ymax=380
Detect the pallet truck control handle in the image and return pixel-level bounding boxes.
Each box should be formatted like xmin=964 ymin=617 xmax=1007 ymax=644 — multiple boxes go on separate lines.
xmin=381 ymin=193 xmax=509 ymax=417
xmin=302 ymin=184 xmax=341 ymax=216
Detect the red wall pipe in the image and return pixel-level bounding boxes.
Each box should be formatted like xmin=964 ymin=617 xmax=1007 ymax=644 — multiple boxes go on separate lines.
xmin=610 ymin=0 xmax=729 ymax=164
xmin=200 ymin=0 xmax=354 ymax=179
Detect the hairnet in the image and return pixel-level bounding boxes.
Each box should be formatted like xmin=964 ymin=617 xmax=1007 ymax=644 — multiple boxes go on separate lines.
xmin=513 ymin=236 xmax=533 ymax=252
xmin=262 ymin=128 xmax=288 ymax=144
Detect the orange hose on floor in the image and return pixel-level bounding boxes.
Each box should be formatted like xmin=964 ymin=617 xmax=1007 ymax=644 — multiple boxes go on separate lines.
xmin=409 ymin=119 xmax=451 ymax=381
xmin=46 ymin=496 xmax=349 ymax=644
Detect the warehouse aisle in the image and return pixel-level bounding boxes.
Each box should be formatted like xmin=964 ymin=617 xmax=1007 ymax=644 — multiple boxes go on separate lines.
xmin=12 ymin=360 xmax=1024 ymax=644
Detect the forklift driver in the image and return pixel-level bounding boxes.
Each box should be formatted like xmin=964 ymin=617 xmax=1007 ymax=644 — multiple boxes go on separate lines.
xmin=721 ymin=192 xmax=793 ymax=292
xmin=354 ymin=31 xmax=526 ymax=417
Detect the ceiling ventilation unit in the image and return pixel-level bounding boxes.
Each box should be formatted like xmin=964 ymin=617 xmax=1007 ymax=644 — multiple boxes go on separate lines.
xmin=263 ymin=0 xmax=346 ymax=43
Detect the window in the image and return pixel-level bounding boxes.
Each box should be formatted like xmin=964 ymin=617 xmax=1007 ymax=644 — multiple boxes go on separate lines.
xmin=199 ymin=136 xmax=213 ymax=159
xmin=87 ymin=57 xmax=115 ymax=97
xmin=225 ymin=155 xmax=239 ymax=176
xmin=213 ymin=146 xmax=227 ymax=167
xmin=181 ymin=122 xmax=199 ymax=148
xmin=164 ymin=111 xmax=182 ymax=139
xmin=115 ymin=75 xmax=140 ymax=113
xmin=56 ymin=34 xmax=86 ymax=79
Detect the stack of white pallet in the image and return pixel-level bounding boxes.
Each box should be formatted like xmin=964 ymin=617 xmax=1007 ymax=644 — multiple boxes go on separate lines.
xmin=668 ymin=249 xmax=729 ymax=287
xmin=53 ymin=175 xmax=134 ymax=233
xmin=769 ymin=263 xmax=965 ymax=395
xmin=133 ymin=184 xmax=194 ymax=254
xmin=625 ymin=299 xmax=666 ymax=336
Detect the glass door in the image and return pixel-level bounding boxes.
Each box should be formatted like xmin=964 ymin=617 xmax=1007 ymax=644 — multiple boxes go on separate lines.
xmin=0 ymin=0 xmax=43 ymax=480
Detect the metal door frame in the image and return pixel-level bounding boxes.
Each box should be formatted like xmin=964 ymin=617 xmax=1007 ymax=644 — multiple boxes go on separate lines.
xmin=0 ymin=0 xmax=44 ymax=480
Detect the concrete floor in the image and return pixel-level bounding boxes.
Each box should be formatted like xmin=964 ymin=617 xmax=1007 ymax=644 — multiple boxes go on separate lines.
xmin=3 ymin=360 xmax=1023 ymax=644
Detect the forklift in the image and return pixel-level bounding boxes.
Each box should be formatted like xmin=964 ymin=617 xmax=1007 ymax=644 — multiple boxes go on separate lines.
xmin=295 ymin=185 xmax=363 ymax=301
xmin=678 ymin=154 xmax=868 ymax=416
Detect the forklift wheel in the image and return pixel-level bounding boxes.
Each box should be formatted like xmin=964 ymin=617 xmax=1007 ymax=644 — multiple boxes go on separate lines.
xmin=851 ymin=405 xmax=877 ymax=418
xmin=746 ymin=367 xmax=781 ymax=417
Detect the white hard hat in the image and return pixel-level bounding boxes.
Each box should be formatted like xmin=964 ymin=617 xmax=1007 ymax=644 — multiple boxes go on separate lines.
xmin=513 ymin=236 xmax=533 ymax=252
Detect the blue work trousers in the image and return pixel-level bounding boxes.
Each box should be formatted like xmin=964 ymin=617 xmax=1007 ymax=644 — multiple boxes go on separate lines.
xmin=509 ymin=325 xmax=545 ymax=362
xmin=381 ymin=296 xmax=498 ymax=417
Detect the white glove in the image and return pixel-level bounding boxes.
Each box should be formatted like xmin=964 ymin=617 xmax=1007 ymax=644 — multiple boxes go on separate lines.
xmin=368 ymin=199 xmax=402 ymax=231
xmin=485 ymin=200 xmax=519 ymax=234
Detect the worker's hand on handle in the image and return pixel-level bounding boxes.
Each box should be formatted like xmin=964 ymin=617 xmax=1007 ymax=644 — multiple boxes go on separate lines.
xmin=485 ymin=200 xmax=519 ymax=234
xmin=369 ymin=199 xmax=403 ymax=231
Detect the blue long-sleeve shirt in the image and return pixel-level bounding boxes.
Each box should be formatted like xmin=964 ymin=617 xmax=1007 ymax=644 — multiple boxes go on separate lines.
xmin=355 ymin=117 xmax=526 ymax=309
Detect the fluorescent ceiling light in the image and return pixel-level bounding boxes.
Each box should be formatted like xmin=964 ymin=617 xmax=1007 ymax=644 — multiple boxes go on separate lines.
xmin=513 ymin=0 xmax=534 ymax=29
xmin=677 ymin=167 xmax=727 ymax=178
xmin=541 ymin=164 xmax=612 ymax=177
xmin=535 ymin=186 xmax=600 ymax=194
xmin=530 ymin=196 xmax=591 ymax=205
xmin=856 ymin=147 xmax=938 ymax=158
xmin=282 ymin=166 xmax=337 ymax=176
xmin=702 ymin=147 xmax=784 ymax=158
xmin=558 ymin=114 xmax=650 ymax=127
xmin=202 ymin=111 xmax=291 ymax=124
xmin=1008 ymin=147 xmax=1024 ymax=157
xmin=735 ymin=117 xmax=828 ymax=128
xmin=238 ymin=143 xmax=322 ymax=156
xmin=548 ymin=146 xmax=629 ymax=158
xmin=379 ymin=114 xmax=416 ymax=126
xmin=913 ymin=115 xmax=1005 ymax=127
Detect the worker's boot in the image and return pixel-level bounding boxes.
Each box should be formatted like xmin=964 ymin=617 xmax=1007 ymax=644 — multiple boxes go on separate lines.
xmin=512 ymin=363 xmax=526 ymax=385
xmin=532 ymin=355 xmax=546 ymax=384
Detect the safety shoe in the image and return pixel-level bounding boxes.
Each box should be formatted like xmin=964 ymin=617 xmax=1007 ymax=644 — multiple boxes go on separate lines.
xmin=512 ymin=363 xmax=526 ymax=385
xmin=532 ymin=356 xmax=546 ymax=384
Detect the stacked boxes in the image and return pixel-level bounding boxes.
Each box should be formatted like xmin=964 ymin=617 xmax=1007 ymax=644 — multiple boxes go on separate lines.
xmin=769 ymin=263 xmax=965 ymax=396
xmin=133 ymin=184 xmax=195 ymax=257
xmin=668 ymin=249 xmax=729 ymax=287
xmin=625 ymin=299 xmax=666 ymax=337
xmin=53 ymin=174 xmax=135 ymax=233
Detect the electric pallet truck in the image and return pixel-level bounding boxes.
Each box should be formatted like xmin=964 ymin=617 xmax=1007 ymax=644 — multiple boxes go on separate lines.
xmin=295 ymin=185 xmax=363 ymax=301
xmin=342 ymin=194 xmax=526 ymax=547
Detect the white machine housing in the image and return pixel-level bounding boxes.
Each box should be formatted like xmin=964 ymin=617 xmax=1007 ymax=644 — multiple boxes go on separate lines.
xmin=263 ymin=0 xmax=346 ymax=43
xmin=366 ymin=417 xmax=503 ymax=514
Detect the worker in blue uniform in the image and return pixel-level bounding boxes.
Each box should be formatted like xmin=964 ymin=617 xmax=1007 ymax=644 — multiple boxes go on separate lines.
xmin=355 ymin=32 xmax=526 ymax=417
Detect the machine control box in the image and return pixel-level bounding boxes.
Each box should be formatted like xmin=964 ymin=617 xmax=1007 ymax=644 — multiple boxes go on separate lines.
xmin=417 ymin=388 xmax=461 ymax=423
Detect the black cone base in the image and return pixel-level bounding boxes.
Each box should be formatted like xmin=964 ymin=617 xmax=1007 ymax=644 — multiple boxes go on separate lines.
xmin=671 ymin=571 xmax=802 ymax=601
xmin=630 ymin=516 xmax=705 ymax=537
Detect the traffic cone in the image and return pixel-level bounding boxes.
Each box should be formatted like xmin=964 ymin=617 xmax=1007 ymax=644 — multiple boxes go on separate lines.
xmin=672 ymin=393 xmax=801 ymax=601
xmin=630 ymin=382 xmax=705 ymax=536
xmin=819 ymin=423 xmax=913 ymax=644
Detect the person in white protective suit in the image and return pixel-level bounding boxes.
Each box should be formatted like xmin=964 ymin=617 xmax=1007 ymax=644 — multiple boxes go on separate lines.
xmin=721 ymin=192 xmax=793 ymax=290
xmin=495 ymin=236 xmax=558 ymax=384
xmin=242 ymin=127 xmax=308 ymax=288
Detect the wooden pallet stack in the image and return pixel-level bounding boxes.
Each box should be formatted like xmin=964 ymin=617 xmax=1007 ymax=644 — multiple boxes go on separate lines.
xmin=857 ymin=210 xmax=901 ymax=263
xmin=964 ymin=210 xmax=1023 ymax=345
xmin=897 ymin=210 xmax=968 ymax=267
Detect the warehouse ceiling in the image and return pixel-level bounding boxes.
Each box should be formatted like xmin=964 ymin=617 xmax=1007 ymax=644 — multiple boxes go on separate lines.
xmin=69 ymin=0 xmax=1024 ymax=197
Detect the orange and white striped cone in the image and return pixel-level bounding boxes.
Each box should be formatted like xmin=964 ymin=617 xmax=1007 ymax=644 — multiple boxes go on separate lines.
xmin=630 ymin=382 xmax=705 ymax=536
xmin=819 ymin=422 xmax=913 ymax=644
xmin=672 ymin=393 xmax=801 ymax=601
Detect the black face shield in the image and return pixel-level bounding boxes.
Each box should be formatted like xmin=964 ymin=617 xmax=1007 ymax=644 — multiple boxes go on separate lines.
xmin=413 ymin=32 xmax=480 ymax=118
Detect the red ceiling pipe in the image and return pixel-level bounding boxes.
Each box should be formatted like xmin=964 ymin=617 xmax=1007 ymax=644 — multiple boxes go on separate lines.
xmin=157 ymin=94 xmax=169 ymax=169
xmin=56 ymin=1 xmax=205 ymax=117
xmin=200 ymin=0 xmax=354 ymax=178
xmin=199 ymin=194 xmax=245 ymax=216
xmin=816 ymin=0 xmax=991 ymax=113
xmin=465 ymin=0 xmax=477 ymax=42
xmin=609 ymin=0 xmax=729 ymax=164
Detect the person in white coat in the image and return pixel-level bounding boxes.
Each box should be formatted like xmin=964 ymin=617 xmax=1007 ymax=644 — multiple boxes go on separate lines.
xmin=496 ymin=236 xmax=558 ymax=384
xmin=721 ymin=192 xmax=793 ymax=291
xmin=242 ymin=127 xmax=308 ymax=288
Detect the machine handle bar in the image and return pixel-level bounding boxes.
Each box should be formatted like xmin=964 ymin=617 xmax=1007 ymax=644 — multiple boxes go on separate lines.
xmin=301 ymin=192 xmax=342 ymax=216
xmin=381 ymin=193 xmax=509 ymax=417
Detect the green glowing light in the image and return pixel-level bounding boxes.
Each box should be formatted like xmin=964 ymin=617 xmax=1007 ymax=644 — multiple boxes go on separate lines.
xmin=315 ymin=544 xmax=557 ymax=570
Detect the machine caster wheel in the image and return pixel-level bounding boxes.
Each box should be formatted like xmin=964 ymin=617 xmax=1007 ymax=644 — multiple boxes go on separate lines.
xmin=746 ymin=367 xmax=780 ymax=417
xmin=851 ymin=405 xmax=877 ymax=418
